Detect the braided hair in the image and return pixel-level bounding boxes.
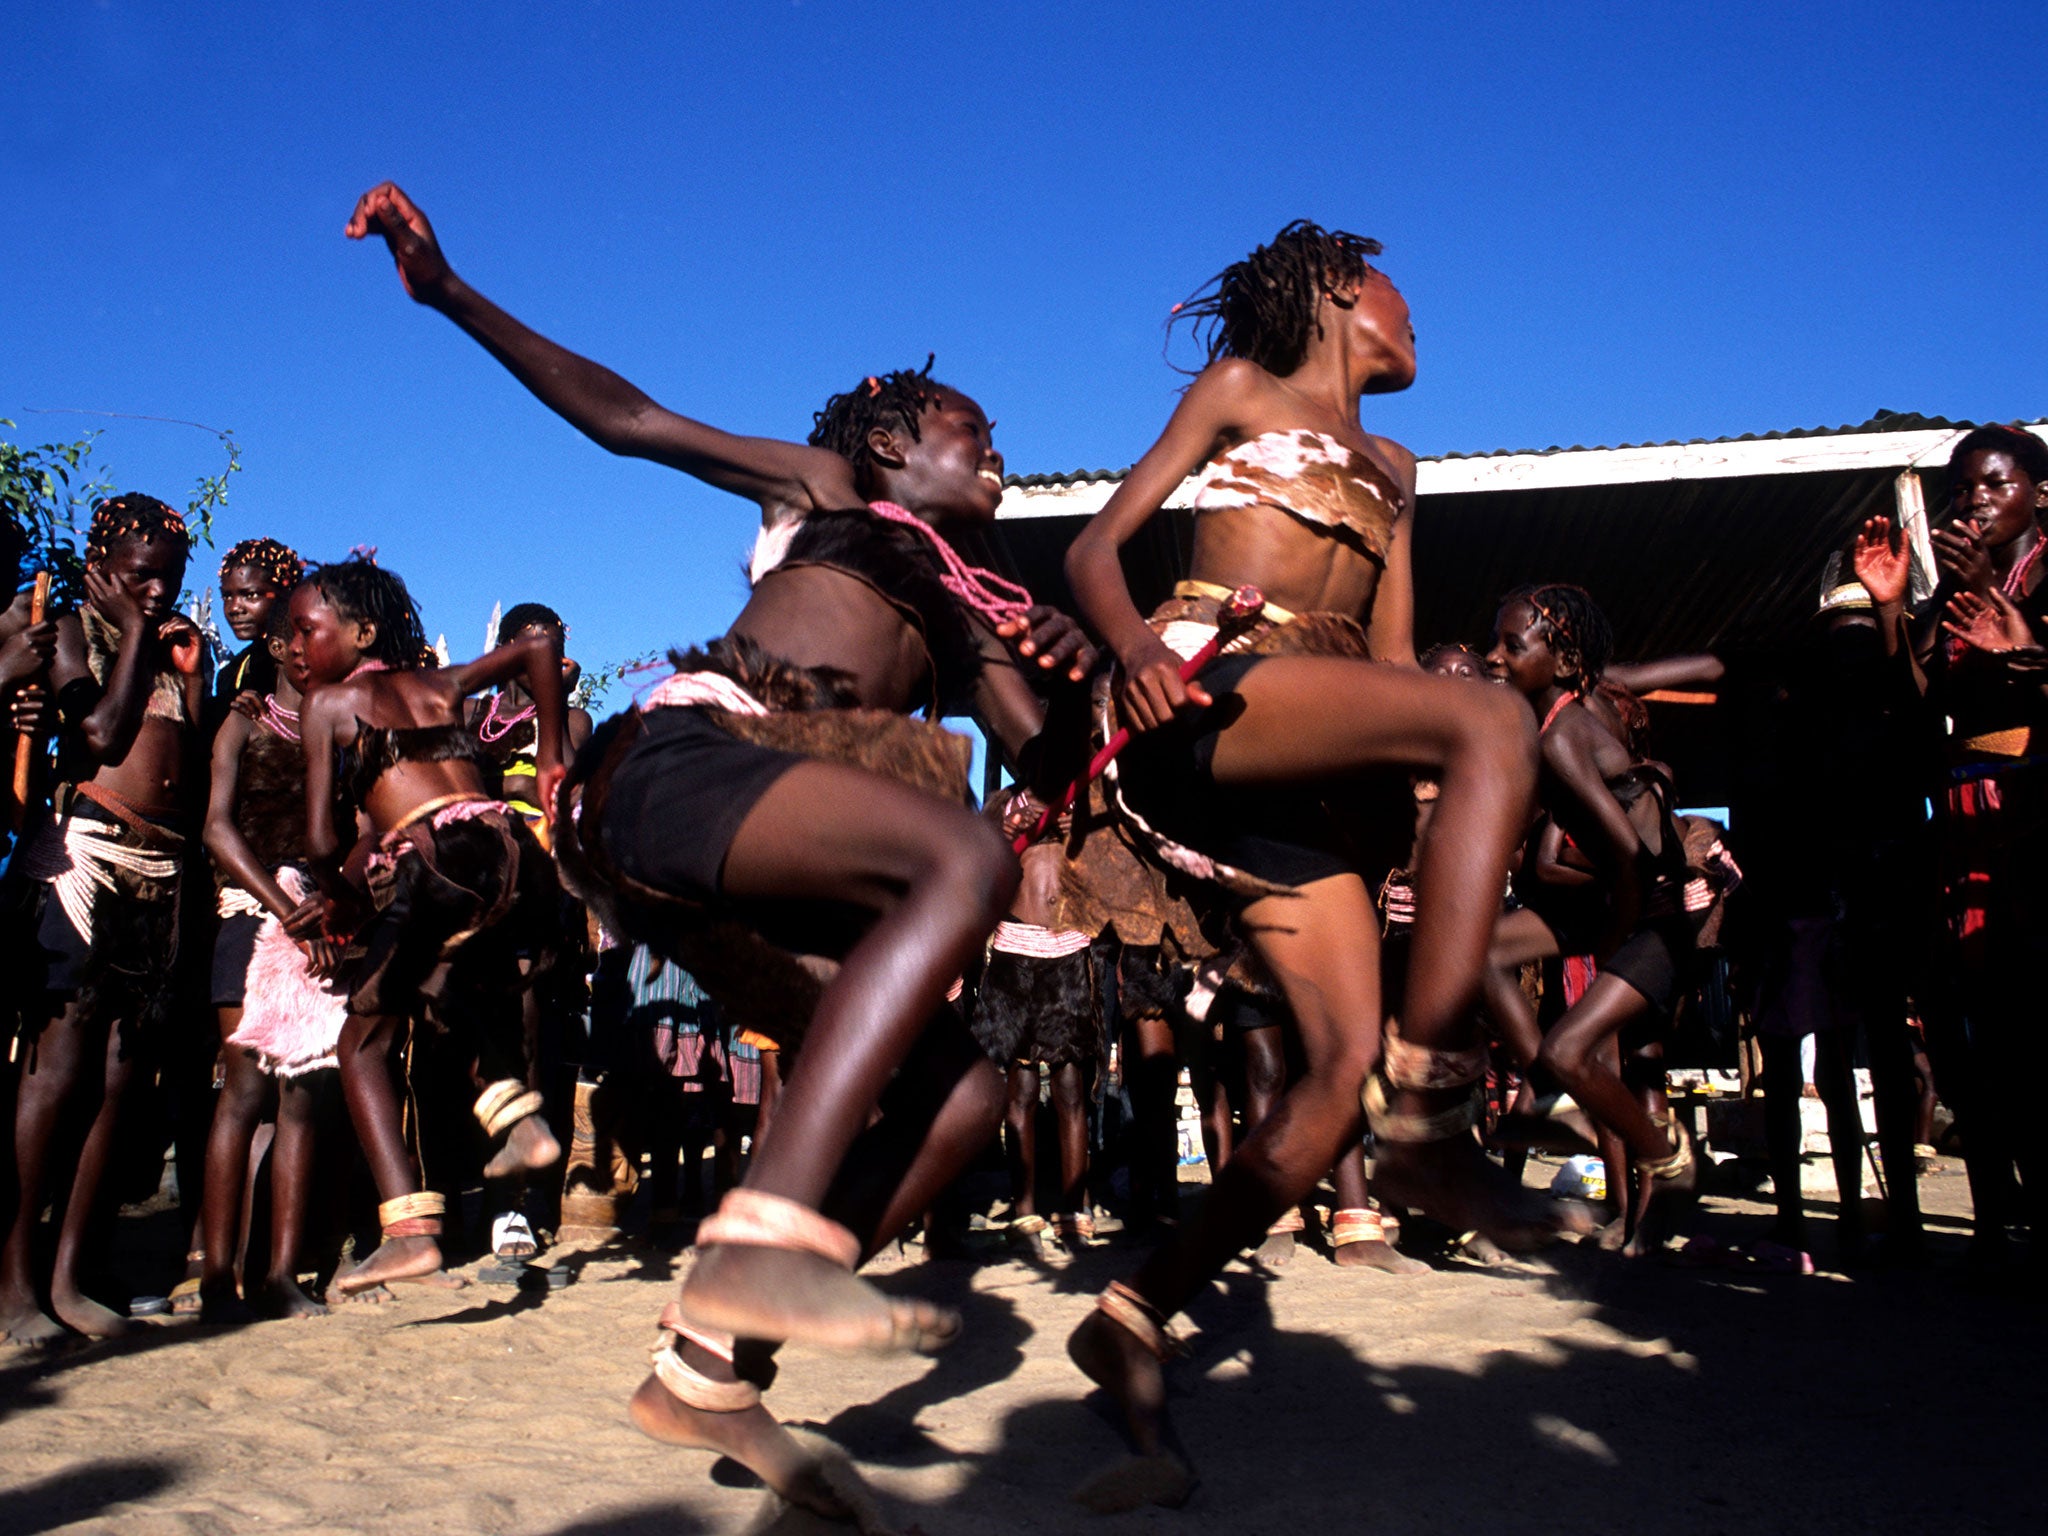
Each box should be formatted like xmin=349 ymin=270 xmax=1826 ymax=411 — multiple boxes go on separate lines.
xmin=497 ymin=601 xmax=565 ymax=645
xmin=1507 ymin=582 xmax=1613 ymax=687
xmin=1171 ymin=220 xmax=1384 ymax=377
xmin=1419 ymin=641 xmax=1484 ymax=675
xmin=220 ymin=536 xmax=303 ymax=593
xmin=808 ymin=355 xmax=953 ymax=487
xmin=303 ymin=554 xmax=429 ymax=671
xmin=1949 ymin=423 xmax=2048 ymax=487
xmin=85 ymin=494 xmax=187 ymax=566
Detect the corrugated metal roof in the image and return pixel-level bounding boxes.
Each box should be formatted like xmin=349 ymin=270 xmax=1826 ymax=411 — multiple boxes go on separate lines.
xmin=1001 ymin=409 xmax=2027 ymax=490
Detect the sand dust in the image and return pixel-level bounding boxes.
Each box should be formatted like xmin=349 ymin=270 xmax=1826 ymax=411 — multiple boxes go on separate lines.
xmin=4 ymin=1162 xmax=2042 ymax=1535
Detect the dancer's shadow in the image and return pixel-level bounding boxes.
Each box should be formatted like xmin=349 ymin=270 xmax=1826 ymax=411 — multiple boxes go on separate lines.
xmin=811 ymin=1263 xmax=1031 ymax=1467
xmin=0 ymin=1459 xmax=181 ymax=1535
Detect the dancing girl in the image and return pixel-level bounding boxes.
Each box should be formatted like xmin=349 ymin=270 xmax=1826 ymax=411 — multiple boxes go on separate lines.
xmin=1482 ymin=585 xmax=1699 ymax=1255
xmin=1060 ymin=221 xmax=1543 ymax=1505
xmin=287 ymin=555 xmax=568 ymax=1297
xmin=347 ymin=180 xmax=1093 ymax=1517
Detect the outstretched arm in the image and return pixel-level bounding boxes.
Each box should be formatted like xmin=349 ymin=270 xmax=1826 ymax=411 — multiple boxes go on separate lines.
xmin=347 ymin=181 xmax=858 ymax=519
xmin=1604 ymin=653 xmax=1725 ymax=695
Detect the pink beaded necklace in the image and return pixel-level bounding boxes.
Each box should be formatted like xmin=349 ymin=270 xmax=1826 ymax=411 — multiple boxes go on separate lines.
xmin=865 ymin=501 xmax=1034 ymax=626
xmin=478 ymin=691 xmax=536 ymax=743
xmin=261 ymin=695 xmax=301 ymax=743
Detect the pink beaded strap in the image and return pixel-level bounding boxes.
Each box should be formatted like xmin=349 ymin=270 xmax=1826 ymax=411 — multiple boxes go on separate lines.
xmin=866 ymin=501 xmax=1034 ymax=626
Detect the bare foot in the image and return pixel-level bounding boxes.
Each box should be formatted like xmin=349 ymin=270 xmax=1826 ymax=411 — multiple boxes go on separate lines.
xmin=1332 ymin=1239 xmax=1429 ymax=1275
xmin=680 ymin=1243 xmax=957 ymax=1355
xmin=1594 ymin=1215 xmax=1631 ymax=1252
xmin=1254 ymin=1229 xmax=1296 ymax=1267
xmin=0 ymin=1298 xmax=69 ymax=1347
xmin=326 ymin=1280 xmax=396 ymax=1307
xmin=1066 ymin=1310 xmax=1195 ymax=1511
xmin=483 ymin=1116 xmax=562 ymax=1181
xmin=50 ymin=1289 xmax=138 ymax=1339
xmin=629 ymin=1371 xmax=849 ymax=1519
xmin=333 ymin=1235 xmax=456 ymax=1296
xmin=1373 ymin=1137 xmax=1594 ymax=1252
xmin=258 ymin=1275 xmax=329 ymax=1319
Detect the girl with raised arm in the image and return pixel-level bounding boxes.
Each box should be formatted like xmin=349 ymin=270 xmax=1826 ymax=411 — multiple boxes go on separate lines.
xmin=347 ymin=182 xmax=1093 ymax=1518
xmin=1060 ymin=222 xmax=1545 ymax=1507
xmin=288 ymin=556 xmax=568 ymax=1297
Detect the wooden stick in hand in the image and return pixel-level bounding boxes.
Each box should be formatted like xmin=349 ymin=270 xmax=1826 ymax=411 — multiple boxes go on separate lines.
xmin=9 ymin=570 xmax=51 ymax=831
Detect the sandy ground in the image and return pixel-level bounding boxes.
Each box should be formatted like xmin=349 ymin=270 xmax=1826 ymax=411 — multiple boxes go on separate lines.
xmin=4 ymin=1157 xmax=2044 ymax=1536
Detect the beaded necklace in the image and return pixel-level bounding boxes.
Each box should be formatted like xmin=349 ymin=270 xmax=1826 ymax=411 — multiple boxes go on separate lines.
xmin=261 ymin=695 xmax=301 ymax=743
xmin=865 ymin=501 xmax=1034 ymax=626
xmin=478 ymin=691 xmax=537 ymax=744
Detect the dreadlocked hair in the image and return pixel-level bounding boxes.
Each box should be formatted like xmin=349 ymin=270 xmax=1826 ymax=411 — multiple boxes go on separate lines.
xmin=1950 ymin=423 xmax=2048 ymax=486
xmin=303 ymin=555 xmax=428 ymax=671
xmin=498 ymin=601 xmax=565 ymax=646
xmin=1508 ymin=582 xmax=1614 ymax=686
xmin=1170 ymin=220 xmax=1384 ymax=377
xmin=221 ymin=536 xmax=303 ymax=593
xmin=808 ymin=354 xmax=953 ymax=487
xmin=86 ymin=494 xmax=187 ymax=566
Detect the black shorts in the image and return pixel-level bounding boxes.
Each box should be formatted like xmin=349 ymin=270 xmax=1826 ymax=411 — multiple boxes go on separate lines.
xmin=600 ymin=706 xmax=803 ymax=903
xmin=1603 ymin=916 xmax=1697 ymax=1018
xmin=1117 ymin=653 xmax=1355 ymax=890
xmin=211 ymin=912 xmax=262 ymax=1008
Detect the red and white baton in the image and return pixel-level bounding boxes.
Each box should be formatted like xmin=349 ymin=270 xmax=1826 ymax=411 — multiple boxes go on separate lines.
xmin=1014 ymin=585 xmax=1265 ymax=853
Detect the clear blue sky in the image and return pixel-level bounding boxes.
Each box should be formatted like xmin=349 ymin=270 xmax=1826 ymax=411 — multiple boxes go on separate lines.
xmin=7 ymin=2 xmax=2045 ymax=687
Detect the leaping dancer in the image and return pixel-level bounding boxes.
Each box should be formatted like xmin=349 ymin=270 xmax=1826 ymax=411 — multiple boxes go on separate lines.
xmin=347 ymin=182 xmax=1095 ymax=1519
xmin=1060 ymin=221 xmax=1569 ymax=1508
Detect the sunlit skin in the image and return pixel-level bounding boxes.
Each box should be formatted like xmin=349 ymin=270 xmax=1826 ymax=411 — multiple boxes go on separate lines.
xmin=345 ymin=179 xmax=1098 ymax=1518
xmin=2 ymin=530 xmax=203 ymax=1346
xmin=1061 ymin=248 xmax=1546 ymax=1493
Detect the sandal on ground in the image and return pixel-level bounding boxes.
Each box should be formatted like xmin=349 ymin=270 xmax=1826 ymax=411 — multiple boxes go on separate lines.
xmin=169 ymin=1250 xmax=206 ymax=1317
xmin=491 ymin=1210 xmax=540 ymax=1261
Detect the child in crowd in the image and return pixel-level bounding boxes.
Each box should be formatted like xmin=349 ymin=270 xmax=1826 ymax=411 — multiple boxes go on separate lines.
xmin=198 ymin=588 xmax=342 ymax=1319
xmin=287 ymin=555 xmax=568 ymax=1297
xmin=3 ymin=495 xmax=204 ymax=1343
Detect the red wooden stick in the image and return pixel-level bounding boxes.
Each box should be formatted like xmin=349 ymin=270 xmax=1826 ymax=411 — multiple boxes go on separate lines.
xmin=9 ymin=571 xmax=51 ymax=833
xmin=1014 ymin=585 xmax=1265 ymax=853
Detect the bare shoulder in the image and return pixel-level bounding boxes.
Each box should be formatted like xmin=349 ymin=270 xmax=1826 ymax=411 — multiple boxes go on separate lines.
xmin=1363 ymin=433 xmax=1419 ymax=499
xmin=788 ymin=444 xmax=864 ymax=513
